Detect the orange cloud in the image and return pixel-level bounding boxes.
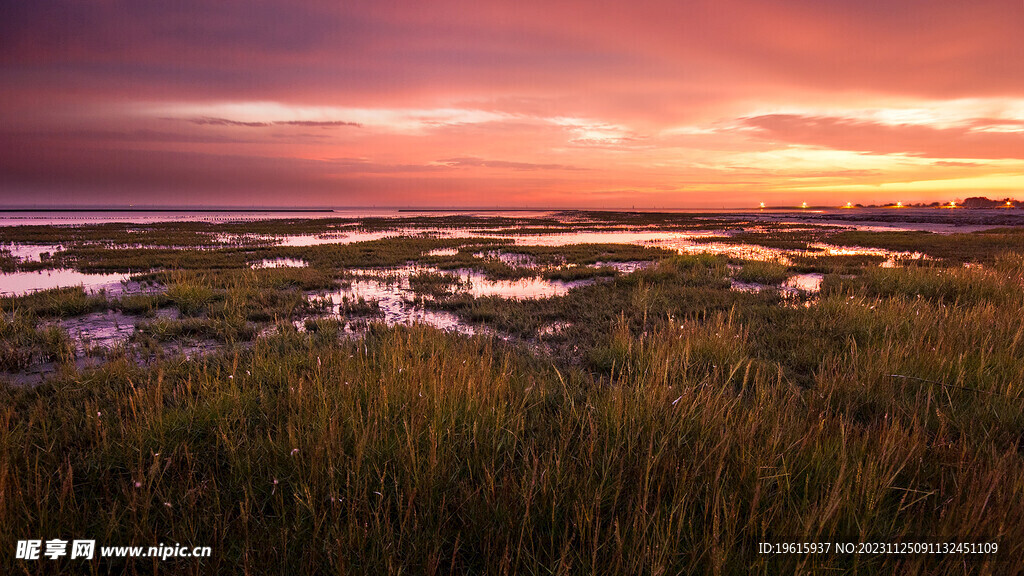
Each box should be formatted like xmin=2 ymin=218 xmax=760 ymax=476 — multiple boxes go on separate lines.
xmin=2 ymin=0 xmax=1023 ymax=207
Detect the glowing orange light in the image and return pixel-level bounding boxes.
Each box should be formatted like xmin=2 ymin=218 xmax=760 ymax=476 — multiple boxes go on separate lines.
xmin=759 ymin=202 xmax=765 ymax=209
xmin=845 ymin=201 xmax=852 ymax=208
xmin=950 ymin=201 xmax=956 ymax=207
xmin=801 ymin=202 xmax=807 ymax=208
xmin=896 ymin=201 xmax=903 ymax=208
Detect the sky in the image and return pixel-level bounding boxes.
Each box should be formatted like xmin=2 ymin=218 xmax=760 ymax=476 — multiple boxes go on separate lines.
xmin=1 ymin=0 xmax=1023 ymax=209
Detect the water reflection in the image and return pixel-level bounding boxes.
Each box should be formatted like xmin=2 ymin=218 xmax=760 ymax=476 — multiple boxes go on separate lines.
xmin=0 ymin=269 xmax=130 ymax=296
xmin=312 ymin=265 xmax=588 ymax=335
xmin=594 ymin=261 xmax=653 ymax=274
xmin=252 ymin=258 xmax=307 ymax=268
xmin=658 ymin=239 xmax=796 ymax=264
xmin=507 ymin=230 xmax=719 ymax=246
xmin=319 ymin=278 xmax=473 ymax=335
xmin=730 ymin=273 xmax=823 ymax=295
xmin=783 ymin=273 xmax=823 ymax=293
xmin=809 ymin=243 xmax=925 ymax=261
xmin=3 ymin=243 xmax=63 ymax=262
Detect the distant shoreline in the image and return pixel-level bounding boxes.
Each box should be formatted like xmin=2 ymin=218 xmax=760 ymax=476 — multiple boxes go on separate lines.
xmin=0 ymin=208 xmax=334 ymax=213
xmin=397 ymin=208 xmax=554 ymax=213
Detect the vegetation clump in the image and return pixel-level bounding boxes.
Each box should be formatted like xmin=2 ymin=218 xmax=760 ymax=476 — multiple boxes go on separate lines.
xmin=733 ymin=260 xmax=791 ymax=285
xmin=0 ymin=286 xmax=108 ymax=318
xmin=0 ymin=314 xmax=74 ymax=371
xmin=408 ymin=271 xmax=466 ymax=298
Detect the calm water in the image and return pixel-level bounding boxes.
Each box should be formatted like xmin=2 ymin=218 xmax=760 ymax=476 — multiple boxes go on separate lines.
xmin=310 ymin=265 xmax=589 ymax=334
xmin=2 ymin=207 xmax=1016 ymax=232
xmin=1 ymin=224 xmax=920 ymax=297
xmin=0 ymin=269 xmax=130 ymax=296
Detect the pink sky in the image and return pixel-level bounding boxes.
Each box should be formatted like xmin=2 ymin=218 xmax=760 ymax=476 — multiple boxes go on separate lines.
xmin=1 ymin=0 xmax=1023 ymax=208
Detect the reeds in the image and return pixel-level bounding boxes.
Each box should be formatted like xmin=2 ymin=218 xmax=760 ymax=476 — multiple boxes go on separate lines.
xmin=733 ymin=260 xmax=791 ymax=285
xmin=2 ymin=304 xmax=1021 ymax=572
xmin=0 ymin=286 xmax=109 ymax=318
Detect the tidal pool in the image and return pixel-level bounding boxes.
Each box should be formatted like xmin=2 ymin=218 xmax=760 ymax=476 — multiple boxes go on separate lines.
xmin=3 ymin=243 xmax=64 ymax=262
xmin=0 ymin=269 xmax=130 ymax=296
xmin=319 ymin=279 xmax=474 ymax=335
xmin=730 ymin=272 xmax=823 ymax=295
xmin=310 ymin=265 xmax=590 ymax=335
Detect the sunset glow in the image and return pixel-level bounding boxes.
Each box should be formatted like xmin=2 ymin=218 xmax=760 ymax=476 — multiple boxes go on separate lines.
xmin=2 ymin=0 xmax=1023 ymax=208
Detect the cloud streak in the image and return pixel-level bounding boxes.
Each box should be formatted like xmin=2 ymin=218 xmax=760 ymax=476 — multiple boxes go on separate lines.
xmin=2 ymin=0 xmax=1023 ymax=206
xmin=742 ymin=114 xmax=1024 ymax=160
xmin=187 ymin=117 xmax=361 ymax=128
xmin=437 ymin=158 xmax=585 ymax=171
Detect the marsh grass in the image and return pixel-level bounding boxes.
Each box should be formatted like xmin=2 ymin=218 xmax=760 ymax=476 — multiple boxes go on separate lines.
xmin=693 ymin=231 xmax=825 ymax=251
xmin=136 ymin=316 xmax=258 ymax=344
xmin=112 ymin=293 xmax=170 ymax=316
xmin=829 ymin=228 xmax=1024 ymax=263
xmin=733 ymin=260 xmax=791 ymax=285
xmin=408 ymin=271 xmax=466 ymax=298
xmin=0 ymin=248 xmax=17 ymax=272
xmin=429 ymin=254 xmax=744 ymax=355
xmin=338 ymin=296 xmax=383 ymax=316
xmin=419 ymin=243 xmax=664 ymax=281
xmin=3 ymin=217 xmax=1024 ymax=573
xmin=542 ymin=265 xmax=618 ymax=281
xmin=509 ymin=243 xmax=675 ymax=266
xmin=0 ymin=313 xmax=74 ymax=372
xmin=788 ymin=253 xmax=887 ymax=274
xmin=17 ymin=235 xmax=511 ymax=274
xmin=1 ymin=309 xmax=1021 ymax=573
xmin=302 ymin=317 xmax=345 ymax=337
xmin=427 ymin=248 xmax=537 ymax=280
xmin=821 ymin=263 xmax=1021 ymax=306
xmin=0 ymin=286 xmax=109 ymax=318
xmin=165 ymin=277 xmax=216 ymax=316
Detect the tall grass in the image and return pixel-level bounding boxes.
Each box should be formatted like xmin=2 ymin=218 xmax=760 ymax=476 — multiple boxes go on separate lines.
xmin=0 ymin=313 xmax=74 ymax=372
xmin=0 ymin=248 xmax=16 ymax=272
xmin=408 ymin=271 xmax=465 ymax=298
xmin=2 ymin=290 xmax=1022 ymax=572
xmin=733 ymin=260 xmax=791 ymax=285
xmin=0 ymin=286 xmax=108 ymax=318
xmin=828 ymin=228 xmax=1024 ymax=263
xmin=165 ymin=275 xmax=216 ymax=316
xmin=821 ymin=263 xmax=1019 ymax=306
xmin=542 ymin=265 xmax=618 ymax=281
